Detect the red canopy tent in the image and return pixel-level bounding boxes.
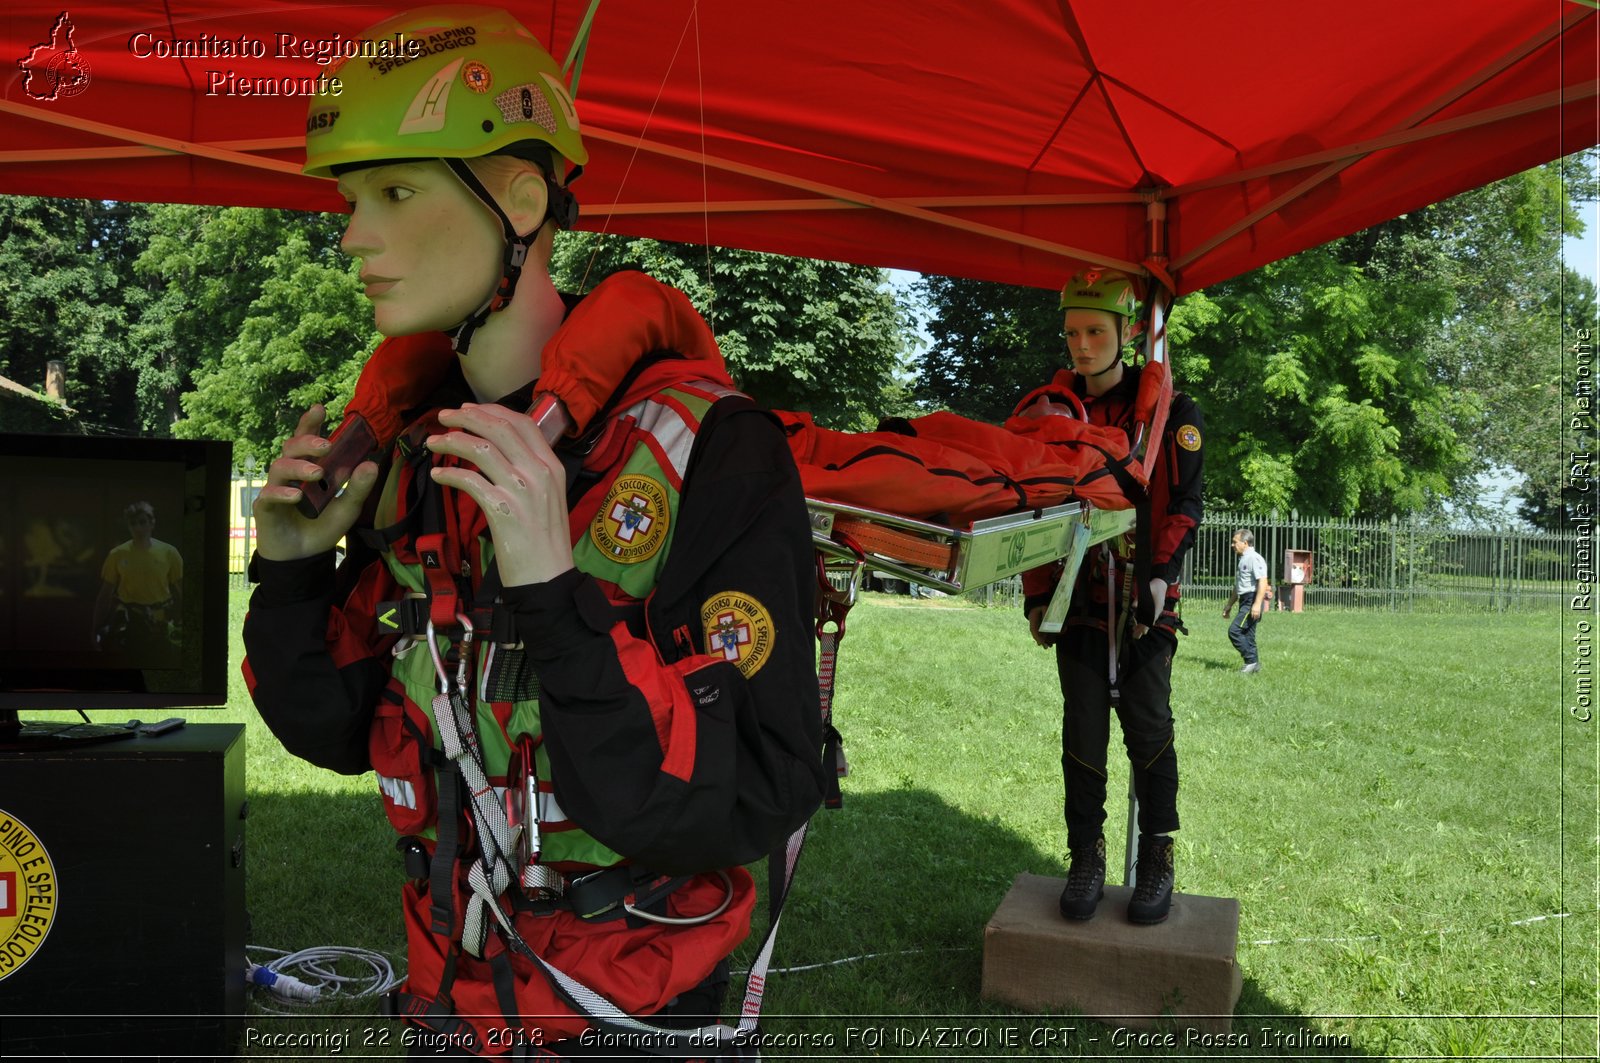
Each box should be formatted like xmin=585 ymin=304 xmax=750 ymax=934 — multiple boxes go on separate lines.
xmin=2 ymin=1 xmax=1595 ymax=296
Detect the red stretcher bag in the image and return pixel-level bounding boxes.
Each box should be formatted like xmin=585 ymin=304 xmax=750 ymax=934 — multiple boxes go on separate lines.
xmin=779 ymin=405 xmax=1145 ymax=527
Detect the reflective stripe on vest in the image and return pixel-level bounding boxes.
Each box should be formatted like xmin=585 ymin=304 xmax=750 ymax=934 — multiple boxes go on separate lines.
xmin=379 ymin=774 xmax=418 ymax=811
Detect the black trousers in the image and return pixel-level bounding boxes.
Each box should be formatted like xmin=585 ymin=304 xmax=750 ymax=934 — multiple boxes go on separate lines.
xmin=1055 ymin=625 xmax=1180 ymax=851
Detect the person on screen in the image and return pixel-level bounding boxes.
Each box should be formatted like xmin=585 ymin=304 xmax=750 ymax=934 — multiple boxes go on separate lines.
xmin=241 ymin=6 xmax=824 ymax=1056
xmin=1016 ymin=268 xmax=1204 ymax=926
xmin=92 ymin=500 xmax=183 ymax=652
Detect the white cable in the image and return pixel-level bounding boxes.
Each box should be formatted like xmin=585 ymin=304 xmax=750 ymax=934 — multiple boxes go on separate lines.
xmin=246 ymin=944 xmax=404 ymax=1014
xmin=734 ymin=945 xmax=975 ymax=977
xmin=1249 ymin=909 xmax=1585 ymax=947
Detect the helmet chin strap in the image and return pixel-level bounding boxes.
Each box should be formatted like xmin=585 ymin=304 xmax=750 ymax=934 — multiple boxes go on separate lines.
xmin=441 ymin=158 xmax=535 ymax=356
xmin=1086 ymin=352 xmax=1123 ymax=378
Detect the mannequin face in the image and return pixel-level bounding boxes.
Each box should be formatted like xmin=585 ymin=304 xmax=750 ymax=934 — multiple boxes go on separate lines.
xmin=337 ymin=161 xmax=504 ymax=337
xmin=1062 ymin=308 xmax=1123 ymax=379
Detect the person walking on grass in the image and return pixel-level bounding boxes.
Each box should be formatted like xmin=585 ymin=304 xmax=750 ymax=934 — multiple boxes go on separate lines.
xmin=1224 ymin=528 xmax=1268 ymax=673
xmin=1017 ymin=268 xmax=1204 ymax=927
xmin=242 ymin=7 xmax=824 ymax=1056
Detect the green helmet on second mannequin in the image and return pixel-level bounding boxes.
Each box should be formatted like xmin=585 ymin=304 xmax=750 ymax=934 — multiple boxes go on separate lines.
xmin=1059 ymin=268 xmax=1139 ymax=320
xmin=302 ymin=4 xmax=588 ymax=181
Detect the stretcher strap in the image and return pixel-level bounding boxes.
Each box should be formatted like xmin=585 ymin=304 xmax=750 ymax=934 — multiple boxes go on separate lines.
xmin=817 ymin=630 xmax=848 ymax=809
xmin=829 ymin=517 xmax=956 ymax=574
xmin=735 ymin=820 xmax=808 ymax=1029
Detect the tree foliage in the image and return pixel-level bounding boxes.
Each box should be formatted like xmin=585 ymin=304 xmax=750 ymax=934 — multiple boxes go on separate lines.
xmin=172 ymin=219 xmax=378 ymax=465
xmin=551 ymin=233 xmax=909 ymax=429
xmin=0 ymin=196 xmax=142 ymax=433
xmin=916 ymin=154 xmax=1596 ymax=520
xmin=136 ymin=204 xmax=366 ymax=445
xmin=912 ymin=274 xmax=1063 ymax=424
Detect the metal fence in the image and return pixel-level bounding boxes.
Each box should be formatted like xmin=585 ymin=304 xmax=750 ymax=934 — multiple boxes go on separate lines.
xmin=1187 ymin=511 xmax=1577 ymax=612
xmin=958 ymin=511 xmax=1582 ymax=613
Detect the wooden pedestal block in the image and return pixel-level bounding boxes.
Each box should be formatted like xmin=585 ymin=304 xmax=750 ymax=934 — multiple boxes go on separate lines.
xmin=981 ymin=872 xmax=1242 ymax=1035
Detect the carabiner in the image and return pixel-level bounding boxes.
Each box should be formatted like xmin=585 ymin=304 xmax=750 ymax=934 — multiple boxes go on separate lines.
xmin=455 ymin=612 xmax=474 ymax=694
xmin=815 ymin=546 xmax=863 ymax=640
xmin=426 ymin=619 xmax=451 ymax=695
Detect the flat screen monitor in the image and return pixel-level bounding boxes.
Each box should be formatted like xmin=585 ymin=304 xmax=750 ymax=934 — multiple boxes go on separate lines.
xmin=0 ymin=432 xmax=231 ymax=744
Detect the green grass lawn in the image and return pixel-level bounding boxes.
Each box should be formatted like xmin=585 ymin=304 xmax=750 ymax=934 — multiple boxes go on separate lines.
xmin=200 ymin=588 xmax=1594 ymax=1059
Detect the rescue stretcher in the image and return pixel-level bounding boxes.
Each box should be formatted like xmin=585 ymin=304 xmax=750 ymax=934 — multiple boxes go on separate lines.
xmin=808 ymin=497 xmax=1135 ymax=633
xmin=787 ymin=275 xmax=1175 ymax=636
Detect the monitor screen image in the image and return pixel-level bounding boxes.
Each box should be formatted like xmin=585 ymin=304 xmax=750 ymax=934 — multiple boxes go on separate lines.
xmin=0 ymin=433 xmax=231 ymax=713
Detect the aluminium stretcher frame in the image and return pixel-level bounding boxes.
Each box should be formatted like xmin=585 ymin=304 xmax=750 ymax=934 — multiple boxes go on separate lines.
xmin=808 ymin=498 xmax=1135 ymax=632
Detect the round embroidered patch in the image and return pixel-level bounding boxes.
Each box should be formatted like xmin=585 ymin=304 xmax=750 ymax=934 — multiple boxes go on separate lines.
xmin=701 ymin=591 xmax=776 ymax=679
xmin=461 ymin=61 xmax=493 ymax=94
xmin=590 ymin=474 xmax=670 ymax=563
xmin=0 ymin=811 xmax=58 ymax=983
xmin=1176 ymin=424 xmax=1202 ymax=451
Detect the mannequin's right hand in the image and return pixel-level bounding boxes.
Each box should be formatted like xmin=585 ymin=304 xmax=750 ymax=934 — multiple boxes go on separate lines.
xmin=253 ymin=405 xmax=380 ymax=561
xmin=1027 ymin=605 xmax=1058 ymax=648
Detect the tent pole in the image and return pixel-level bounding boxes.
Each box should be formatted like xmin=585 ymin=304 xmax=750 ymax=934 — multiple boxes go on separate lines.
xmin=0 ymin=101 xmax=303 ymax=177
xmin=1124 ymin=195 xmax=1172 ymax=888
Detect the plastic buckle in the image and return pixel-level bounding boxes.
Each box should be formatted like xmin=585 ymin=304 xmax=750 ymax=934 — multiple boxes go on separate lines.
xmin=397 ymin=836 xmax=431 ymax=880
xmin=564 ymin=867 xmax=629 ymax=920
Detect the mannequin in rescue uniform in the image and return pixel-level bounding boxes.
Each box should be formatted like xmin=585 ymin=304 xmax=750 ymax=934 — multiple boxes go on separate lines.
xmin=242 ymin=6 xmax=824 ymax=1057
xmin=1017 ymin=269 xmax=1204 ymax=925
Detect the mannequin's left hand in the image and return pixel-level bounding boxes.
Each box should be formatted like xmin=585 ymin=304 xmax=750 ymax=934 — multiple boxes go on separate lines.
xmin=1132 ymin=577 xmax=1169 ymax=640
xmin=426 ymin=403 xmax=574 ymax=586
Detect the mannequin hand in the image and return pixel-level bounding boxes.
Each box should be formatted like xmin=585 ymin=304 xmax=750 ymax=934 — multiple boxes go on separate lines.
xmin=426 ymin=403 xmax=573 ymax=586
xmin=1134 ymin=577 xmax=1168 ymax=639
xmin=1027 ymin=605 xmax=1057 ymax=648
xmin=254 ymin=405 xmax=380 ymax=561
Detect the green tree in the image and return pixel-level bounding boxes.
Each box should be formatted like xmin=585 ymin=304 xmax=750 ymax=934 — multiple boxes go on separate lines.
xmin=911 ymin=274 xmax=1063 ymax=423
xmin=551 ymin=233 xmax=909 ymax=429
xmin=1423 ymin=156 xmax=1597 ymax=528
xmin=0 ymin=196 xmax=143 ymax=433
xmin=172 ymin=218 xmax=378 ymax=464
xmin=138 ymin=205 xmax=367 ymax=448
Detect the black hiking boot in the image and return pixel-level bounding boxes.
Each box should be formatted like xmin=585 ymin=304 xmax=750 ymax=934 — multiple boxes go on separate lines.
xmin=1059 ymin=836 xmax=1106 ymax=920
xmin=1128 ymin=834 xmax=1174 ymax=925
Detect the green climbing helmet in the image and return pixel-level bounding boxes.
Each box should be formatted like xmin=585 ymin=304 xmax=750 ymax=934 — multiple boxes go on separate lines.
xmin=1059 ymin=268 xmax=1139 ymax=320
xmin=302 ymin=5 xmax=589 ymax=180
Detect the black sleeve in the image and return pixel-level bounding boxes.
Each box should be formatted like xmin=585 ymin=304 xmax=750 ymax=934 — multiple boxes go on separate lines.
xmin=241 ymin=551 xmax=389 ymax=775
xmin=1151 ymin=393 xmax=1205 ymax=584
xmin=504 ymin=401 xmax=825 ymax=874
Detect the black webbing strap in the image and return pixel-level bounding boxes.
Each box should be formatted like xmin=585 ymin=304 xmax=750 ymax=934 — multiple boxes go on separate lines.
xmin=383 ymin=983 xmax=482 ymax=1055
xmin=431 ymin=768 xmax=462 ymax=938
xmin=1134 ymin=494 xmax=1156 ymax=625
xmin=490 ymin=948 xmax=523 ymax=1037
xmin=815 ymin=559 xmax=855 ymax=810
xmin=356 ymin=432 xmax=434 ymax=553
